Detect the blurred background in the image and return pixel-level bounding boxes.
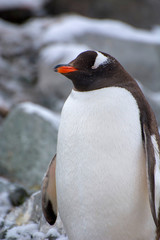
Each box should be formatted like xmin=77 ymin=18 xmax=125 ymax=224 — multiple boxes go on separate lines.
xmin=0 ymin=0 xmax=160 ymax=239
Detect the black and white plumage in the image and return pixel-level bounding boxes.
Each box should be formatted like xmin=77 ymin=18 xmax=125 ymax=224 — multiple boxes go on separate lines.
xmin=42 ymin=50 xmax=160 ymax=240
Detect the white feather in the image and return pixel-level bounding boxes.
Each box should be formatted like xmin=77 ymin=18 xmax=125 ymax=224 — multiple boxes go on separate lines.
xmin=151 ymin=134 xmax=160 ymax=218
xmin=91 ymin=51 xmax=109 ymax=69
xmin=56 ymin=87 xmax=155 ymax=240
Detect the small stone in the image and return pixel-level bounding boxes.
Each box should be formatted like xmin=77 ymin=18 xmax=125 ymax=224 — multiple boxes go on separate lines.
xmin=9 ymin=186 xmax=29 ymax=207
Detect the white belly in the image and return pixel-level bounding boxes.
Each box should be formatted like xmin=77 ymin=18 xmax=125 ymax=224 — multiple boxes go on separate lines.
xmin=56 ymin=87 xmax=155 ymax=240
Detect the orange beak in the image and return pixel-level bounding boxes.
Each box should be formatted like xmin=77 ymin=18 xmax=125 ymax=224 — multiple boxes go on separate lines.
xmin=54 ymin=64 xmax=78 ymax=74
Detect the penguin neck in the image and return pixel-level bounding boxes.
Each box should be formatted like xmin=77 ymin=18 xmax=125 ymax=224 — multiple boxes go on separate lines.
xmin=71 ymin=70 xmax=134 ymax=92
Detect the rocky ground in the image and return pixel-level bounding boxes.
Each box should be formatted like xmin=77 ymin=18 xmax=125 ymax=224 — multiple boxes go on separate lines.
xmin=0 ymin=177 xmax=67 ymax=240
xmin=0 ymin=1 xmax=160 ymax=239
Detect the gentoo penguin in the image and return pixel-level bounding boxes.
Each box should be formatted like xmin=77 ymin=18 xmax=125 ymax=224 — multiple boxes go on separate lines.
xmin=42 ymin=50 xmax=160 ymax=240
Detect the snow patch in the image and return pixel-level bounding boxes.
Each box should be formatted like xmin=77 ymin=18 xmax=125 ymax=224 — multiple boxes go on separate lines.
xmin=0 ymin=0 xmax=43 ymax=10
xmin=41 ymin=15 xmax=160 ymax=46
xmin=6 ymin=222 xmax=38 ymax=239
xmin=19 ymin=102 xmax=60 ymax=129
xmin=46 ymin=228 xmax=60 ymax=238
xmin=57 ymin=236 xmax=68 ymax=240
xmin=0 ymin=192 xmax=12 ymax=218
xmin=32 ymin=231 xmax=45 ymax=239
xmin=0 ymin=177 xmax=10 ymax=185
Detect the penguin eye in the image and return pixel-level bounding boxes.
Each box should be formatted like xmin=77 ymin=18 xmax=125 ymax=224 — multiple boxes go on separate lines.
xmin=91 ymin=51 xmax=109 ymax=69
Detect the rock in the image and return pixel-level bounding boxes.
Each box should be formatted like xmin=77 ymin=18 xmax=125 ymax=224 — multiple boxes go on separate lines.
xmin=0 ymin=8 xmax=33 ymax=24
xmin=0 ymin=102 xmax=59 ymax=188
xmin=0 ymin=0 xmax=44 ymax=24
xmin=43 ymin=0 xmax=160 ymax=29
xmin=9 ymin=186 xmax=29 ymax=207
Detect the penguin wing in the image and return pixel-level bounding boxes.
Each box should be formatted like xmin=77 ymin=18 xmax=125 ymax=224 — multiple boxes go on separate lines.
xmin=142 ymin=123 xmax=160 ymax=226
xmin=42 ymin=155 xmax=57 ymax=225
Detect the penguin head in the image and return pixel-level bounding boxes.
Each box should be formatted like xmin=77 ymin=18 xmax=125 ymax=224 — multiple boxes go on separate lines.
xmin=54 ymin=50 xmax=125 ymax=91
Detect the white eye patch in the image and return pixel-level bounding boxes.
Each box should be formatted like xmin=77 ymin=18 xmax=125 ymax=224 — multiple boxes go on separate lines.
xmin=92 ymin=51 xmax=109 ymax=69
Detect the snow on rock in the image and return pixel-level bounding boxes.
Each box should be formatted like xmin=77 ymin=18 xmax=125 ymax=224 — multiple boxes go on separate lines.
xmin=57 ymin=237 xmax=68 ymax=240
xmin=40 ymin=42 xmax=89 ymax=64
xmin=23 ymin=18 xmax=53 ymax=46
xmin=40 ymin=15 xmax=160 ymax=46
xmin=4 ymin=221 xmax=67 ymax=240
xmin=46 ymin=228 xmax=61 ymax=238
xmin=19 ymin=102 xmax=60 ymax=129
xmin=6 ymin=223 xmax=39 ymax=239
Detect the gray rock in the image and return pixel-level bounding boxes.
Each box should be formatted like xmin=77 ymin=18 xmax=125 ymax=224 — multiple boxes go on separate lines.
xmin=0 ymin=102 xmax=59 ymax=188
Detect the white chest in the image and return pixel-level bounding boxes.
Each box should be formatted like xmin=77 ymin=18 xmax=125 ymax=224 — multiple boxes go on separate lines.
xmin=57 ymin=87 xmax=142 ymax=171
xmin=56 ymin=87 xmax=155 ymax=240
